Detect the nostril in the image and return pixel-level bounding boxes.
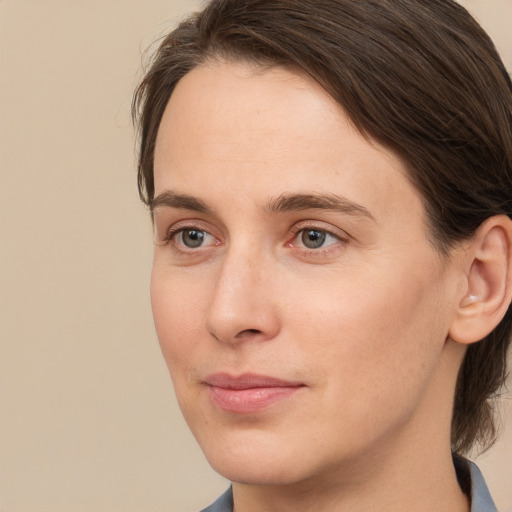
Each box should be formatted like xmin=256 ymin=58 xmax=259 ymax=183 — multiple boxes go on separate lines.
xmin=208 ymin=328 xmax=265 ymax=343
xmin=237 ymin=328 xmax=262 ymax=337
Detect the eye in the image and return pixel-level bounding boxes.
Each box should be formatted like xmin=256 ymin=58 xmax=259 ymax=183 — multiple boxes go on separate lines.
xmin=292 ymin=227 xmax=342 ymax=250
xmin=174 ymin=228 xmax=217 ymax=249
xmin=300 ymin=229 xmax=329 ymax=249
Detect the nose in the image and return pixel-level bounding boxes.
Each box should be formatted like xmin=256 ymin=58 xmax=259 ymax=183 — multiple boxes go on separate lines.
xmin=205 ymin=248 xmax=281 ymax=344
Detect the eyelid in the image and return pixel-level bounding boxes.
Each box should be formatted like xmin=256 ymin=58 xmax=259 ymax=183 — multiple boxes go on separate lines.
xmin=288 ymin=221 xmax=349 ymax=241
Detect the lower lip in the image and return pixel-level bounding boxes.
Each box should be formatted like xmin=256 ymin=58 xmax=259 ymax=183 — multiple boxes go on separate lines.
xmin=207 ymin=385 xmax=302 ymax=413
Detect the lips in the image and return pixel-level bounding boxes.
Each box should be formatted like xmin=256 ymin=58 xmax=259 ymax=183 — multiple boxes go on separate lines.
xmin=204 ymin=373 xmax=304 ymax=413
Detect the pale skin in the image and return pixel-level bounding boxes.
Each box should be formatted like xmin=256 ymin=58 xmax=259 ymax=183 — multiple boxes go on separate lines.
xmin=150 ymin=60 xmax=512 ymax=512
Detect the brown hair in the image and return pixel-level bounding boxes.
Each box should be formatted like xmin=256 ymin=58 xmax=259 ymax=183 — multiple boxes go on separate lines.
xmin=133 ymin=0 xmax=512 ymax=455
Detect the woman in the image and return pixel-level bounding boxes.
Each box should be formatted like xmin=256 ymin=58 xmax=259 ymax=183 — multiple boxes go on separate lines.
xmin=133 ymin=1 xmax=512 ymax=510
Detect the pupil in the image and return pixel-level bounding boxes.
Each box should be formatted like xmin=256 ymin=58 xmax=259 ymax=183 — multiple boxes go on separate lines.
xmin=302 ymin=229 xmax=326 ymax=249
xmin=183 ymin=229 xmax=204 ymax=248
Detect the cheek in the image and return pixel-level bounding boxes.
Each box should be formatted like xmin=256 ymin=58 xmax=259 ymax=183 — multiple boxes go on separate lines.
xmin=293 ymin=261 xmax=451 ymax=404
xmin=150 ymin=264 xmax=207 ymax=371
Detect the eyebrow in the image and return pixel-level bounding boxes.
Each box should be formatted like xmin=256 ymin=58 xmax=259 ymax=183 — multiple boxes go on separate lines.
xmin=265 ymin=193 xmax=376 ymax=221
xmin=150 ymin=191 xmax=211 ymax=214
xmin=151 ymin=190 xmax=375 ymax=221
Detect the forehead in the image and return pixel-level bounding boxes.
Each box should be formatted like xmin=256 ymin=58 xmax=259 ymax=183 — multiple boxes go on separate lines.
xmin=154 ymin=60 xmax=426 ymax=235
xmin=155 ymin=61 xmax=349 ymax=166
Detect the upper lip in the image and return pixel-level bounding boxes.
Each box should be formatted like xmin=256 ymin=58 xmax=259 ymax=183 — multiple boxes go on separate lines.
xmin=204 ymin=373 xmax=304 ymax=390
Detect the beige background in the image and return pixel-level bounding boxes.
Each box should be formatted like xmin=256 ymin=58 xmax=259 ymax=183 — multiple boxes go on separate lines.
xmin=0 ymin=1 xmax=511 ymax=511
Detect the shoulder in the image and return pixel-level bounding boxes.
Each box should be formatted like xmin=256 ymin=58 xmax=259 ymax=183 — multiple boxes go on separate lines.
xmin=199 ymin=487 xmax=233 ymax=512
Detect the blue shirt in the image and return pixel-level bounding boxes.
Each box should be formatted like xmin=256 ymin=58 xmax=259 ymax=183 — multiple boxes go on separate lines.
xmin=200 ymin=457 xmax=497 ymax=512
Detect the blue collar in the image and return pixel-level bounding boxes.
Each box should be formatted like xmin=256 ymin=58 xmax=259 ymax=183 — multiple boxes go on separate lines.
xmin=453 ymin=455 xmax=497 ymax=512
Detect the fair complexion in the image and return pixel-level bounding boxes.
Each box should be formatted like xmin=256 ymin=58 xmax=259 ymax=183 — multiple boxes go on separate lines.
xmin=151 ymin=61 xmax=477 ymax=512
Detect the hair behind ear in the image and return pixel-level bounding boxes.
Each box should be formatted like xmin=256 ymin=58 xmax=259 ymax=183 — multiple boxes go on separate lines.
xmin=452 ymin=310 xmax=511 ymax=454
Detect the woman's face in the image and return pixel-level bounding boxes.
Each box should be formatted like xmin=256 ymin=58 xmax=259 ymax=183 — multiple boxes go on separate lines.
xmin=151 ymin=61 xmax=463 ymax=485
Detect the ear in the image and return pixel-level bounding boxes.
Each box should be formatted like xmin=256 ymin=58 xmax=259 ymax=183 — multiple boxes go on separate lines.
xmin=449 ymin=215 xmax=512 ymax=345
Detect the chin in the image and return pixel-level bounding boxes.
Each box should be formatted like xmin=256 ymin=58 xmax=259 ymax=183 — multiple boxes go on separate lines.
xmin=208 ymin=455 xmax=304 ymax=486
xmin=194 ymin=427 xmax=322 ymax=486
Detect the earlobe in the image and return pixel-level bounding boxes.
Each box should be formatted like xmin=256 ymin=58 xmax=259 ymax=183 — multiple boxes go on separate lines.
xmin=449 ymin=215 xmax=512 ymax=345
